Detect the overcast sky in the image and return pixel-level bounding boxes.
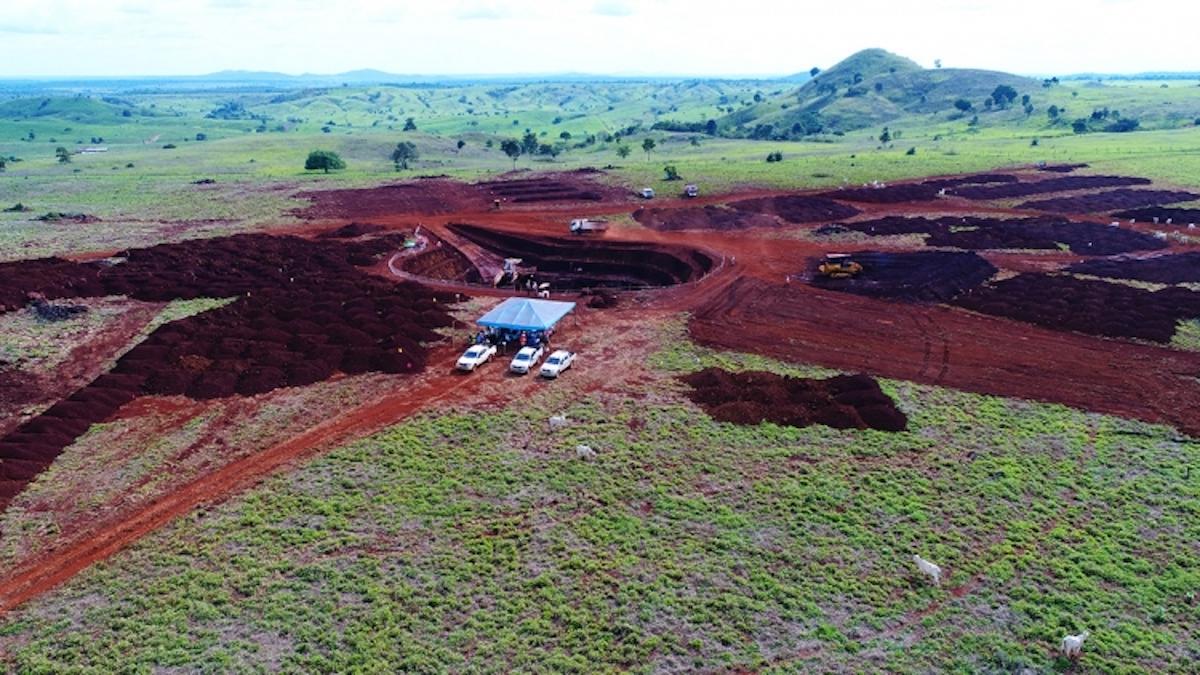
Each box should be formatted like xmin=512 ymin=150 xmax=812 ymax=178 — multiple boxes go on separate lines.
xmin=1 ymin=0 xmax=1196 ymax=78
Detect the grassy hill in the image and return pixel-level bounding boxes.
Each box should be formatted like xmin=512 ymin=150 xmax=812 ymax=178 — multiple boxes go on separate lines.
xmin=719 ymin=49 xmax=1038 ymax=137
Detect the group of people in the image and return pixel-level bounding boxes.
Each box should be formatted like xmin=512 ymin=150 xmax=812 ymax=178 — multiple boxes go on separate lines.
xmin=472 ymin=326 xmax=552 ymax=351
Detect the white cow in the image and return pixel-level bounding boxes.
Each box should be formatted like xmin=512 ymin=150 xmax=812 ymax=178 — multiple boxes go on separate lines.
xmin=548 ymin=415 xmax=568 ymax=431
xmin=575 ymin=444 xmax=596 ymax=459
xmin=1060 ymin=631 xmax=1089 ymax=658
xmin=912 ymin=554 xmax=942 ymax=586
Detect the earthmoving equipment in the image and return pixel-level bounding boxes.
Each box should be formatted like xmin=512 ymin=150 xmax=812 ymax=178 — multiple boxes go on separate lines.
xmin=494 ymin=257 xmax=537 ymax=287
xmin=569 ymin=218 xmax=609 ymax=235
xmin=817 ymin=253 xmax=863 ymax=279
xmin=684 ymin=184 xmax=699 ymax=198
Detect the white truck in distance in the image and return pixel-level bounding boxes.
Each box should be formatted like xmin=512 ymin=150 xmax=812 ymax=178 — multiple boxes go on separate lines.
xmin=569 ymin=218 xmax=609 ymax=235
xmin=456 ymin=344 xmax=496 ymax=371
xmin=509 ymin=345 xmax=545 ymax=374
xmin=539 ymin=350 xmax=576 ymax=378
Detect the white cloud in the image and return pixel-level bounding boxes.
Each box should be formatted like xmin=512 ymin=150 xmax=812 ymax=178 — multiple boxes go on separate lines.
xmin=593 ymin=0 xmax=634 ymax=16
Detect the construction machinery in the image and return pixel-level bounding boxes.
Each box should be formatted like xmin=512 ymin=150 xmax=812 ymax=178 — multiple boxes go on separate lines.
xmin=817 ymin=253 xmax=862 ymax=278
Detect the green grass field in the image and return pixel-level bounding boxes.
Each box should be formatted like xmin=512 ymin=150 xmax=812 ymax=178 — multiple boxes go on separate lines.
xmin=1 ymin=325 xmax=1195 ymax=672
xmin=3 ymin=76 xmax=1200 ymax=259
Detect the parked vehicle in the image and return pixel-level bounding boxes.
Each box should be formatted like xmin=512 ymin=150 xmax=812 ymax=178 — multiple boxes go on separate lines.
xmin=684 ymin=183 xmax=699 ymax=198
xmin=640 ymin=187 xmax=655 ymax=199
xmin=539 ymin=350 xmax=576 ymax=378
xmin=509 ymin=345 xmax=545 ymax=374
xmin=456 ymin=343 xmax=497 ymax=371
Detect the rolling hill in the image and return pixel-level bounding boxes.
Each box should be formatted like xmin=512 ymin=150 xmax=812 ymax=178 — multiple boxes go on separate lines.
xmin=719 ymin=48 xmax=1037 ymax=137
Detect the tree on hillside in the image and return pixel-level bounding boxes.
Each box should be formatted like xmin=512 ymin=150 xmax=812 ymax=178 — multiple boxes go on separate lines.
xmin=1047 ymin=105 xmax=1061 ymax=120
xmin=663 ymin=165 xmax=680 ymax=181
xmin=641 ymin=137 xmax=656 ymax=159
xmin=0 ymin=157 xmax=5 ymax=172
xmin=879 ymin=127 xmax=891 ymax=144
xmin=1021 ymin=94 xmax=1031 ymax=107
xmin=456 ymin=139 xmax=466 ymax=151
xmin=521 ymin=130 xmax=539 ymax=157
xmin=810 ymin=67 xmax=820 ymax=78
xmin=391 ymin=141 xmax=419 ymax=170
xmin=500 ymin=138 xmax=522 ymax=168
xmin=304 ymin=150 xmax=345 ymax=173
xmin=991 ymin=85 xmax=1018 ymax=108
xmin=934 ymin=59 xmax=943 ymax=68
xmin=403 ymin=117 xmax=417 ymax=131
xmin=954 ymin=98 xmax=973 ymax=112
xmin=704 ymin=119 xmax=718 ymax=135
xmin=616 ymin=144 xmax=631 ymax=160
xmin=55 ymin=147 xmax=71 ymax=164
xmin=1072 ymin=118 xmax=1089 ymax=134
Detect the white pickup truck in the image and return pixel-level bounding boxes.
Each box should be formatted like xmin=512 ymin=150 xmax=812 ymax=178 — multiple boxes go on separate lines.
xmin=456 ymin=343 xmax=497 ymax=371
xmin=509 ymin=345 xmax=545 ymax=374
xmin=539 ymin=350 xmax=576 ymax=378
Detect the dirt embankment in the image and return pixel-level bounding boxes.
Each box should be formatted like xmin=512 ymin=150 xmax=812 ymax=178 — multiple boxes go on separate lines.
xmin=689 ymin=277 xmax=1200 ymax=437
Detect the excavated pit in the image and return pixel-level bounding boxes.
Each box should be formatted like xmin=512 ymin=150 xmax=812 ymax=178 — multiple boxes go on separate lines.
xmin=447 ymin=223 xmax=716 ymax=290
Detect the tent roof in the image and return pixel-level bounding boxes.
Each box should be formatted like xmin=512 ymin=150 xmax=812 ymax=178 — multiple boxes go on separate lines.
xmin=477 ymin=298 xmax=576 ymax=331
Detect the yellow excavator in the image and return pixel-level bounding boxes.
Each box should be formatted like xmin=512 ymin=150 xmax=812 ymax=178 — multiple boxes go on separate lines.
xmin=817 ymin=253 xmax=863 ymax=279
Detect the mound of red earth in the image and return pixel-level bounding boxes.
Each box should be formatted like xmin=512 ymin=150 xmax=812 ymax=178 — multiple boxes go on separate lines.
xmin=1114 ymin=207 xmax=1200 ymax=224
xmin=950 ymin=175 xmax=1151 ymax=200
xmin=481 ymin=177 xmax=602 ymax=203
xmin=727 ymin=195 xmax=861 ymax=223
xmin=682 ymin=368 xmax=907 ymax=432
xmin=953 ymin=274 xmax=1200 ymax=342
xmin=1019 ymin=189 xmax=1199 ymax=214
xmin=1039 ymin=163 xmax=1089 ymax=173
xmin=809 ymin=251 xmax=997 ymax=302
xmin=447 ymin=223 xmax=715 ymax=289
xmin=0 ymin=232 xmax=457 ymax=510
xmin=817 ymin=174 xmax=1016 ymax=204
xmin=294 ymin=178 xmax=489 ymax=219
xmin=1068 ymin=253 xmax=1200 ymax=285
xmin=34 ymin=212 xmax=100 ymax=224
xmin=317 ymin=222 xmax=386 ymax=239
xmin=921 ymin=174 xmax=1020 ymax=189
xmin=632 ymin=205 xmax=778 ymax=231
xmin=837 ymin=215 xmax=1167 ymax=255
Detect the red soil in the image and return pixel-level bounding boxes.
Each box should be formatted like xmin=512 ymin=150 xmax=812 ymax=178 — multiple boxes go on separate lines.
xmin=837 ymin=215 xmax=1167 ymax=255
xmin=689 ymin=277 xmax=1200 ymax=437
xmin=1018 ymin=189 xmax=1199 ymax=214
xmin=807 ymin=251 xmax=997 ymax=303
xmin=682 ymin=368 xmax=907 ymax=432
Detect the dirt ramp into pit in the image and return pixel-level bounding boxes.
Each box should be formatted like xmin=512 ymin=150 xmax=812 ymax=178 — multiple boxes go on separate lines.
xmin=682 ymin=368 xmax=907 ymax=432
xmin=809 ymin=251 xmax=997 ymax=303
xmin=689 ymin=277 xmax=1200 ymax=437
xmin=447 ymin=223 xmax=715 ymax=290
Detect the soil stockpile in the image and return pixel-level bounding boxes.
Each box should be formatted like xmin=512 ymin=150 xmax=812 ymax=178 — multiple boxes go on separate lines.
xmin=837 ymin=215 xmax=1167 ymax=255
xmin=448 ymin=223 xmax=714 ymax=289
xmin=0 ymin=232 xmax=457 ymax=510
xmin=953 ymin=274 xmax=1200 ymax=342
xmin=481 ymin=177 xmax=603 ymax=203
xmin=816 ymin=174 xmax=1017 ymax=204
xmin=1114 ymin=207 xmax=1200 ymax=224
xmin=1019 ymin=189 xmax=1199 ymax=214
xmin=727 ymin=196 xmax=861 ymax=223
xmin=1067 ymin=253 xmax=1200 ymax=284
xmin=809 ymin=251 xmax=997 ymax=302
xmin=681 ymin=368 xmax=907 ymax=432
xmin=632 ymin=205 xmax=778 ymax=231
xmin=949 ymin=175 xmax=1151 ymax=200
